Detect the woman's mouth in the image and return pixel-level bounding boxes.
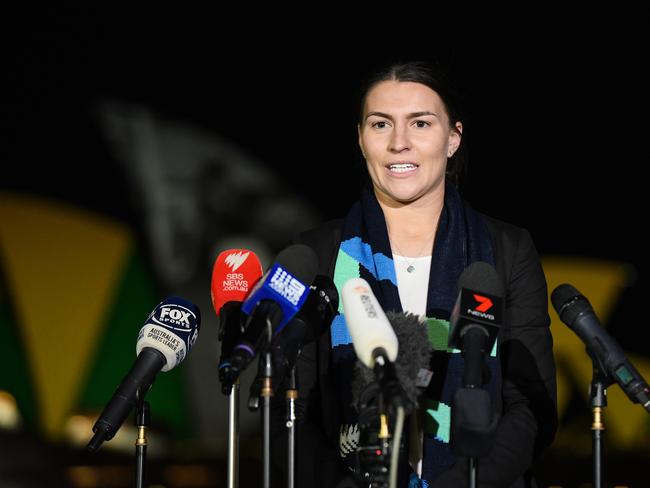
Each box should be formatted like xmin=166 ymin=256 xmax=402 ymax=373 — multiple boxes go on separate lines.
xmin=386 ymin=162 xmax=419 ymax=174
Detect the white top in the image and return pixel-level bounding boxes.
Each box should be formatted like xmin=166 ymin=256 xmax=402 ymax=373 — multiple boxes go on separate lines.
xmin=393 ymin=254 xmax=431 ymax=477
xmin=393 ymin=255 xmax=431 ymax=317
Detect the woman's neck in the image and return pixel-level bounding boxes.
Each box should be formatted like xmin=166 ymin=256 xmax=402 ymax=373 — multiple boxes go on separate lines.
xmin=376 ymin=186 xmax=445 ymax=257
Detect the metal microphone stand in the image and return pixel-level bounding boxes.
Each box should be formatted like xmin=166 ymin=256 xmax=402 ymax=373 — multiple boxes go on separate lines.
xmin=261 ymin=320 xmax=274 ymax=488
xmin=589 ymin=362 xmax=611 ymax=488
xmin=227 ymin=379 xmax=240 ymax=488
xmin=134 ymin=393 xmax=149 ymax=488
xmin=285 ymin=367 xmax=297 ymax=488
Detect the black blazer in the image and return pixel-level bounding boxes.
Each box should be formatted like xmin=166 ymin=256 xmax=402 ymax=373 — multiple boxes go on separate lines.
xmin=270 ymin=215 xmax=557 ymax=488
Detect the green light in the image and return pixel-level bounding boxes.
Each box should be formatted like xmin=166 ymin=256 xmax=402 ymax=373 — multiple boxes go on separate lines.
xmin=615 ymin=365 xmax=634 ymax=385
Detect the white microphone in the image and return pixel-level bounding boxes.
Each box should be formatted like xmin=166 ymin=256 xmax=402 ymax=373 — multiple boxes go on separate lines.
xmin=341 ymin=278 xmax=398 ymax=368
xmin=88 ymin=296 xmax=201 ymax=452
xmin=342 ymin=277 xmax=408 ymax=488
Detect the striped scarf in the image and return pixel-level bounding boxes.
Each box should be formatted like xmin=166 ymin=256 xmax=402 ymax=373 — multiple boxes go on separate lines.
xmin=331 ymin=181 xmax=499 ymax=485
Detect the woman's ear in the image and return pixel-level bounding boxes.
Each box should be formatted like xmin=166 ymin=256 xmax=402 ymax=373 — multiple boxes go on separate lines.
xmin=447 ymin=121 xmax=463 ymax=157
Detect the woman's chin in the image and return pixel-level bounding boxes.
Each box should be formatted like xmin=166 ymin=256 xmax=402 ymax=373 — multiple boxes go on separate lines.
xmin=376 ymin=189 xmax=421 ymax=206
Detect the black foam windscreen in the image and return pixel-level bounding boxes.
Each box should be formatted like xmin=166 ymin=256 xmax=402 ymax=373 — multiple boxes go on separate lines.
xmin=458 ymin=261 xmax=504 ymax=298
xmin=351 ymin=311 xmax=433 ymax=413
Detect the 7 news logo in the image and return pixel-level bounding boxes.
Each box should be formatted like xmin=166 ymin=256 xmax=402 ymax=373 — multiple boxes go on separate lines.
xmin=466 ymin=293 xmax=496 ymax=321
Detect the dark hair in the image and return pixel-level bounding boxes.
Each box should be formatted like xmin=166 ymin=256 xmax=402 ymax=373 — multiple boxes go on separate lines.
xmin=358 ymin=61 xmax=467 ymax=187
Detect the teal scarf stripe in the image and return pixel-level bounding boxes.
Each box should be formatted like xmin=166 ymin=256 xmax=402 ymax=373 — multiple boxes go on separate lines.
xmin=339 ymin=237 xmax=397 ymax=285
xmin=331 ymin=242 xmax=398 ymax=347
xmin=331 ymin=315 xmax=352 ymax=348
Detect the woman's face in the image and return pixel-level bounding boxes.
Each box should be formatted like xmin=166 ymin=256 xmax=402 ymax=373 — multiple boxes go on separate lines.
xmin=359 ymin=80 xmax=461 ymax=206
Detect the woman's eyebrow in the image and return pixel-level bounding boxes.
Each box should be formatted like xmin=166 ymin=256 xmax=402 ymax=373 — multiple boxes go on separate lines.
xmin=409 ymin=111 xmax=438 ymax=118
xmin=365 ymin=110 xmax=439 ymax=120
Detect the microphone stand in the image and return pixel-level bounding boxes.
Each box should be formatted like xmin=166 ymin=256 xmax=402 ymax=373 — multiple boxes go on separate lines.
xmin=589 ymin=362 xmax=611 ymax=488
xmin=374 ymin=386 xmax=393 ymax=488
xmin=134 ymin=392 xmax=149 ymax=488
xmin=227 ymin=379 xmax=240 ymax=488
xmin=285 ymin=367 xmax=297 ymax=488
xmin=261 ymin=319 xmax=274 ymax=488
xmin=462 ymin=329 xmax=483 ymax=488
xmin=451 ymin=326 xmax=496 ymax=488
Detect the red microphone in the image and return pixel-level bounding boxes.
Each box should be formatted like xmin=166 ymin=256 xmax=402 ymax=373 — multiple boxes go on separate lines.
xmin=211 ymin=249 xmax=264 ymax=313
xmin=210 ymin=249 xmax=263 ymax=393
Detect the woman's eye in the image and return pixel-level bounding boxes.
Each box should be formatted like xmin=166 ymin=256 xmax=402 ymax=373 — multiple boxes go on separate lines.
xmin=371 ymin=121 xmax=388 ymax=129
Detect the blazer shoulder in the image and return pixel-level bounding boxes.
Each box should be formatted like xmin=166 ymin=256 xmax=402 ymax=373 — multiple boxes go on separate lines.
xmin=295 ymin=219 xmax=344 ymax=245
xmin=482 ymin=213 xmax=537 ymax=255
xmin=294 ymin=219 xmax=344 ymax=276
xmin=483 ymin=214 xmax=526 ymax=242
xmin=481 ymin=213 xmax=540 ymax=285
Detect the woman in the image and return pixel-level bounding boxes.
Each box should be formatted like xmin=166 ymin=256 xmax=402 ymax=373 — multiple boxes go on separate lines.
xmin=271 ymin=61 xmax=557 ymax=488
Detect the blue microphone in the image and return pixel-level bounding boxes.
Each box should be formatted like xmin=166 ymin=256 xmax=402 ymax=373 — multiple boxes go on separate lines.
xmin=225 ymin=244 xmax=318 ymax=386
xmin=87 ymin=296 xmax=201 ymax=452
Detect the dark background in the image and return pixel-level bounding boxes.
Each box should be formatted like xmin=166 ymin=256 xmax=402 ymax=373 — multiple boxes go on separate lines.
xmin=4 ymin=13 xmax=645 ymax=251
xmin=2 ymin=8 xmax=648 ymax=487
xmin=4 ymin=12 xmax=645 ymax=340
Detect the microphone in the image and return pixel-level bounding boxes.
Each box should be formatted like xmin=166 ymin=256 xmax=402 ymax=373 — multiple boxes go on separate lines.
xmin=269 ymin=274 xmax=339 ymax=390
xmin=224 ymin=244 xmax=318 ymax=386
xmin=351 ymin=311 xmax=433 ymax=413
xmin=247 ymin=275 xmax=339 ymax=410
xmin=210 ymin=249 xmax=263 ymax=394
xmin=447 ymin=262 xmax=503 ymax=458
xmin=341 ymin=278 xmax=406 ymax=408
xmin=448 ymin=261 xmax=505 ymax=388
xmin=342 ymin=281 xmax=425 ymax=487
xmin=551 ymin=284 xmax=650 ymax=412
xmin=87 ymin=296 xmax=201 ymax=452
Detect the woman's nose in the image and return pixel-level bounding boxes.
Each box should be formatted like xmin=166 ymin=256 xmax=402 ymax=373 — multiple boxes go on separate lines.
xmin=388 ymin=126 xmax=410 ymax=153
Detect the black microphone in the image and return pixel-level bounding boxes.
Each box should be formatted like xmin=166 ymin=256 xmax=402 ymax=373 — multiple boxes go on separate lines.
xmin=87 ymin=297 xmax=201 ymax=452
xmin=551 ymin=284 xmax=650 ymax=412
xmin=222 ymin=244 xmax=318 ymax=388
xmin=270 ymin=274 xmax=339 ymax=390
xmin=448 ymin=261 xmax=505 ymax=388
xmin=448 ymin=262 xmax=504 ymax=458
xmin=248 ymin=275 xmax=339 ymax=410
